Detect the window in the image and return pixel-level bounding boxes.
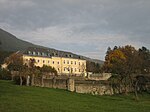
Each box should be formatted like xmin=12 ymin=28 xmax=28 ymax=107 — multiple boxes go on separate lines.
xmin=79 ymin=62 xmax=80 ymax=65
xmin=43 ymin=60 xmax=45 ymax=63
xmin=58 ymin=62 xmax=59 ymax=64
xmin=58 ymin=68 xmax=60 ymax=71
xmin=33 ymin=51 xmax=36 ymax=55
xmin=52 ymin=53 xmax=54 ymax=56
xmin=37 ymin=52 xmax=40 ymax=56
xmin=28 ymin=51 xmax=31 ymax=55
xmin=75 ymin=68 xmax=76 ymax=72
xmin=48 ymin=61 xmax=50 ymax=63
xmin=75 ymin=61 xmax=76 ymax=65
xmin=79 ymin=69 xmax=80 ymax=72
xmin=42 ymin=52 xmax=45 ymax=56
xmin=37 ymin=60 xmax=40 ymax=63
xmin=64 ymin=68 xmax=65 ymax=71
xmin=53 ymin=61 xmax=54 ymax=64
xmin=64 ymin=60 xmax=65 ymax=64
xmin=71 ymin=61 xmax=73 ymax=64
xmin=26 ymin=59 xmax=28 ymax=61
xmin=67 ymin=61 xmax=69 ymax=64
xmin=48 ymin=53 xmax=51 ymax=57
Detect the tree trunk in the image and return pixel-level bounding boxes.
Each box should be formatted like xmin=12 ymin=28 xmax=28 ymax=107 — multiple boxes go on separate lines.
xmin=124 ymin=76 xmax=128 ymax=95
xmin=41 ymin=75 xmax=44 ymax=87
xmin=31 ymin=74 xmax=35 ymax=86
xmin=20 ymin=75 xmax=23 ymax=86
xmin=11 ymin=74 xmax=14 ymax=81
xmin=26 ymin=75 xmax=30 ymax=86
xmin=134 ymin=80 xmax=139 ymax=101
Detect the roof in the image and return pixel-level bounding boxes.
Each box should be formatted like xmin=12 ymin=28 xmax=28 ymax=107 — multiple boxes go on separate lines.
xmin=23 ymin=47 xmax=85 ymax=60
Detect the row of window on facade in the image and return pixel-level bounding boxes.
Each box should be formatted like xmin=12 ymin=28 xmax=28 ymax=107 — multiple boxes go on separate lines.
xmin=28 ymin=51 xmax=50 ymax=57
xmin=25 ymin=59 xmax=84 ymax=65
xmin=57 ymin=67 xmax=82 ymax=72
xmin=28 ymin=51 xmax=75 ymax=58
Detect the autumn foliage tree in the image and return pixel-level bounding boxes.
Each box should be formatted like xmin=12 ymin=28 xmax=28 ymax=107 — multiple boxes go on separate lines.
xmin=6 ymin=52 xmax=26 ymax=85
xmin=103 ymin=45 xmax=150 ymax=99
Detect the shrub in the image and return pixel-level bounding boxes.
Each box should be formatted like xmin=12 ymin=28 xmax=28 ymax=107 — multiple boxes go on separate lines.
xmin=0 ymin=68 xmax=11 ymax=80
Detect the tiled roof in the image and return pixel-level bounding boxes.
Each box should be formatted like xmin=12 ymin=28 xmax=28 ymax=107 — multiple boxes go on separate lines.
xmin=23 ymin=47 xmax=84 ymax=60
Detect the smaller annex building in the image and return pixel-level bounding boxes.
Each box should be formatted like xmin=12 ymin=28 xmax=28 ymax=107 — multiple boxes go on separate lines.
xmin=23 ymin=47 xmax=86 ymax=76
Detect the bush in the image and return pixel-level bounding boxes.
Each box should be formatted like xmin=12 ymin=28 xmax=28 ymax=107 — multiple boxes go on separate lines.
xmin=13 ymin=76 xmax=26 ymax=85
xmin=0 ymin=68 xmax=11 ymax=80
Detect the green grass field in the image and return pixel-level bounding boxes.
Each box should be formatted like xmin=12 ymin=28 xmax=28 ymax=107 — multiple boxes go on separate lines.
xmin=0 ymin=80 xmax=150 ymax=112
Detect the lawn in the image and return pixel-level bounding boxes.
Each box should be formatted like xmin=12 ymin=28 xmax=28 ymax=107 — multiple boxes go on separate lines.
xmin=0 ymin=80 xmax=150 ymax=112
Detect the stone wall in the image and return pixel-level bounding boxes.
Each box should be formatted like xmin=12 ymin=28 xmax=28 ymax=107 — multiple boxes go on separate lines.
xmin=75 ymin=80 xmax=113 ymax=95
xmin=34 ymin=76 xmax=113 ymax=95
xmin=34 ymin=77 xmax=68 ymax=90
xmin=87 ymin=73 xmax=112 ymax=80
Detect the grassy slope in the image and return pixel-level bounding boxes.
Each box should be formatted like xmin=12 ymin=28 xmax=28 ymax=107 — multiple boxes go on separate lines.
xmin=0 ymin=80 xmax=150 ymax=112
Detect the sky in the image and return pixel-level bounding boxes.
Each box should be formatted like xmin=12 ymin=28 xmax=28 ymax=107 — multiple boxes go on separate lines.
xmin=0 ymin=0 xmax=150 ymax=60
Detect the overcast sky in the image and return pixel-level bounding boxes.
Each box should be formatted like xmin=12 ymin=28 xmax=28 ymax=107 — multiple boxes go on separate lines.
xmin=0 ymin=0 xmax=150 ymax=60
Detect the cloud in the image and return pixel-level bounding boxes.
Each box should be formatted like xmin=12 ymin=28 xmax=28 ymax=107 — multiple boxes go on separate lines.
xmin=0 ymin=0 xmax=150 ymax=60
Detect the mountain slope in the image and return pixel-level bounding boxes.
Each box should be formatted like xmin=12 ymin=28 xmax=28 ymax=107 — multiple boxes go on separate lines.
xmin=0 ymin=28 xmax=103 ymax=64
xmin=0 ymin=28 xmax=37 ymax=51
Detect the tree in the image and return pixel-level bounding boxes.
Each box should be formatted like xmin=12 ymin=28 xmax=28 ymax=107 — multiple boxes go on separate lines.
xmin=137 ymin=47 xmax=150 ymax=93
xmin=28 ymin=58 xmax=36 ymax=86
xmin=40 ymin=65 xmax=57 ymax=86
xmin=121 ymin=45 xmax=141 ymax=99
xmin=7 ymin=52 xmax=26 ymax=85
xmin=139 ymin=47 xmax=150 ymax=74
xmin=103 ymin=47 xmax=127 ymax=93
xmin=40 ymin=65 xmax=57 ymax=76
xmin=103 ymin=45 xmax=145 ymax=99
xmin=86 ymin=61 xmax=101 ymax=73
xmin=0 ymin=51 xmax=12 ymax=65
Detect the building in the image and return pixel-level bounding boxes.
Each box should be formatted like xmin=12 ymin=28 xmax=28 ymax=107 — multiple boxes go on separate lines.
xmin=23 ymin=47 xmax=86 ymax=76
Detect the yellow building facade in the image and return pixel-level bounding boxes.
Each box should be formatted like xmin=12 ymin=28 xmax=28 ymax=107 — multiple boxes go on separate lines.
xmin=22 ymin=47 xmax=86 ymax=75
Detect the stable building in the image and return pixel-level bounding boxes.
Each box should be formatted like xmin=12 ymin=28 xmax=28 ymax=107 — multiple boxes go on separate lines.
xmin=23 ymin=47 xmax=86 ymax=76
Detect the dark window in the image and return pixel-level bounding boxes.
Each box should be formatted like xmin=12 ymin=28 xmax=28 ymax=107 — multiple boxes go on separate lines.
xmin=75 ymin=68 xmax=76 ymax=72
